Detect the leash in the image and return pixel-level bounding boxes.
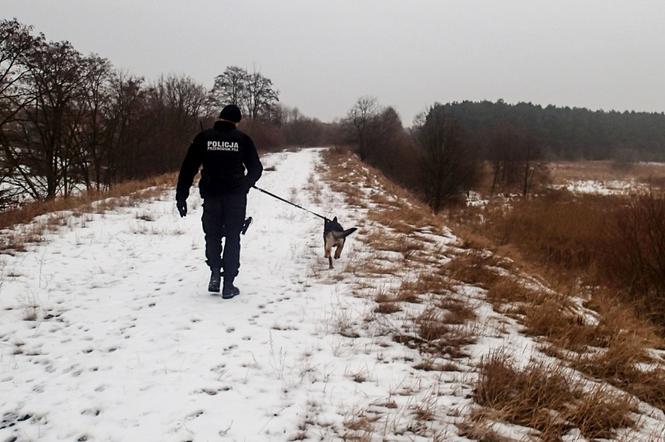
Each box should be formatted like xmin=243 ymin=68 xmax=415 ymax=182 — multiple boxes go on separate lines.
xmin=252 ymin=185 xmax=330 ymax=221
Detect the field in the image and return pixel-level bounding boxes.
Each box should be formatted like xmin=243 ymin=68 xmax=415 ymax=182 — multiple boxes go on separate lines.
xmin=548 ymin=160 xmax=665 ymax=194
xmin=1 ymin=148 xmax=664 ymax=441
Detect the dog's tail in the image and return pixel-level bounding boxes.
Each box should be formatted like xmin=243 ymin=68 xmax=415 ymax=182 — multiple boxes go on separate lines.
xmin=333 ymin=227 xmax=357 ymax=240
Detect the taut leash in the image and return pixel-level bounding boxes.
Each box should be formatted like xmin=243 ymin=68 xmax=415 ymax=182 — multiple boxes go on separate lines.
xmin=252 ymin=185 xmax=330 ymax=222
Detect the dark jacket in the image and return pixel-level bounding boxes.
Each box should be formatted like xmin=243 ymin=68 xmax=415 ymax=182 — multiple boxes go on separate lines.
xmin=176 ymin=121 xmax=263 ymax=201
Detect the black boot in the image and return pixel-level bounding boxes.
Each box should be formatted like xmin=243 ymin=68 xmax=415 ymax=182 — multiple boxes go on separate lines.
xmin=208 ymin=268 xmax=221 ymax=293
xmin=222 ymin=278 xmax=240 ymax=299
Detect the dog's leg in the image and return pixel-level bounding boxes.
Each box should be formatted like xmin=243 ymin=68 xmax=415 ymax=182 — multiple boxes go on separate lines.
xmin=334 ymin=239 xmax=345 ymax=259
xmin=324 ymin=236 xmax=332 ymax=258
xmin=328 ymin=255 xmax=333 ymax=269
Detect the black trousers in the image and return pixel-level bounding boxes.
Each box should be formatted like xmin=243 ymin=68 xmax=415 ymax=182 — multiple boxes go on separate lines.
xmin=201 ymin=193 xmax=247 ymax=279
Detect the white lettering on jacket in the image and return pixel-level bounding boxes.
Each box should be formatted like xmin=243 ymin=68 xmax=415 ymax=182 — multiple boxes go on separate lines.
xmin=207 ymin=140 xmax=239 ymax=152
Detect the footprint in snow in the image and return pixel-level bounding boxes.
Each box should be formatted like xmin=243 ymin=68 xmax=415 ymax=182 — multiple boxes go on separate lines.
xmin=200 ymin=387 xmax=218 ymax=396
xmin=222 ymin=344 xmax=237 ymax=354
xmin=185 ymin=410 xmax=204 ymax=420
xmin=210 ymin=363 xmax=226 ymax=374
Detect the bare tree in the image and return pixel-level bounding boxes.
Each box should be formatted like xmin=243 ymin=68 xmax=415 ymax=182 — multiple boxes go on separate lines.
xmin=0 ymin=19 xmax=42 ymax=204
xmin=0 ymin=20 xmax=233 ymax=204
xmin=0 ymin=20 xmax=38 ymax=131
xmin=103 ymin=73 xmax=146 ymax=184
xmin=3 ymin=38 xmax=90 ymax=199
xmin=244 ymin=70 xmax=279 ymax=121
xmin=209 ymin=66 xmax=279 ymax=121
xmin=74 ymin=55 xmax=113 ymax=191
xmin=487 ymin=123 xmax=543 ymax=196
xmin=345 ymin=96 xmax=379 ymax=161
xmin=209 ymin=66 xmax=247 ymax=112
xmin=417 ymin=105 xmax=480 ymax=212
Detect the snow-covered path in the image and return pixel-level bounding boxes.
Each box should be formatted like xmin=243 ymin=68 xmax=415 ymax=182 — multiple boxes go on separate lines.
xmin=0 ymin=149 xmax=366 ymax=441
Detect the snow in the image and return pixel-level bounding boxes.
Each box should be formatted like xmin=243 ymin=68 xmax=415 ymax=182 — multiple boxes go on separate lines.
xmin=1 ymin=148 xmax=664 ymax=441
xmin=1 ymin=149 xmax=350 ymax=440
xmin=465 ymin=191 xmax=487 ymax=207
xmin=552 ymin=179 xmax=648 ymax=195
xmin=0 ymin=149 xmax=474 ymax=441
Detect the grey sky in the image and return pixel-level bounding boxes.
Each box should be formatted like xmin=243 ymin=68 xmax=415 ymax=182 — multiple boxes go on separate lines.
xmin=4 ymin=0 xmax=665 ymax=123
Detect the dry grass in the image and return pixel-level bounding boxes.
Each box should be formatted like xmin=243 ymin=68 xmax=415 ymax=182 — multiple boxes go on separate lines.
xmin=368 ymin=205 xmax=438 ymax=235
xmin=363 ymin=230 xmax=422 ymax=261
xmin=438 ymin=296 xmax=476 ymax=324
xmin=342 ymin=409 xmax=380 ymax=436
xmin=347 ymin=257 xmax=400 ymax=277
xmin=322 ymin=148 xmax=479 ymax=365
xmin=322 ymin=148 xmax=664 ymax=438
xmin=401 ymin=272 xmax=452 ymax=297
xmin=0 ymin=173 xmax=175 ymax=253
xmin=474 ymin=349 xmax=636 ymax=440
xmin=374 ymin=302 xmax=401 ymax=314
xmin=412 ymin=397 xmax=436 ymax=422
xmin=479 ymin=267 xmax=665 ymax=412
xmin=443 ymin=253 xmax=504 ymax=289
xmin=458 ymin=191 xmax=665 ymax=329
xmin=549 ymin=160 xmax=665 ymax=185
xmin=448 ymin=187 xmax=665 ymax=416
xmin=485 ymin=278 xmax=538 ymax=307
xmin=458 ymin=417 xmax=514 ymax=442
xmin=0 ymin=173 xmax=174 ymax=230
xmin=414 ymin=308 xmax=476 ymax=357
xmin=572 ymin=334 xmax=665 ymax=411
xmin=476 ymin=265 xmax=665 ymax=413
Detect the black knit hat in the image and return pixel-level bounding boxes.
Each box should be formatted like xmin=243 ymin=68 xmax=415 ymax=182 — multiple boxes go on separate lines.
xmin=219 ymin=104 xmax=242 ymax=123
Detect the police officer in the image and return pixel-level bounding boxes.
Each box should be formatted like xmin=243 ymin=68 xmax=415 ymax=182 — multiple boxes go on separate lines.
xmin=176 ymin=104 xmax=263 ymax=298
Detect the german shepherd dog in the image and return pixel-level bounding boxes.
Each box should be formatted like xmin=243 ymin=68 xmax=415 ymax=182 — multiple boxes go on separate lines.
xmin=324 ymin=217 xmax=357 ymax=269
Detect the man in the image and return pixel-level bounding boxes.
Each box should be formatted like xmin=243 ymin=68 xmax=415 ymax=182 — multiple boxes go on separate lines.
xmin=176 ymin=104 xmax=263 ymax=298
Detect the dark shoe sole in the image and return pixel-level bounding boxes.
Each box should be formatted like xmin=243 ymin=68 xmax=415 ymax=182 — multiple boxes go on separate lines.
xmin=222 ymin=291 xmax=240 ymax=300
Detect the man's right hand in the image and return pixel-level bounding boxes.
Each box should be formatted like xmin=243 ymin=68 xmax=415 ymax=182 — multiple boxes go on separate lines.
xmin=176 ymin=200 xmax=187 ymax=217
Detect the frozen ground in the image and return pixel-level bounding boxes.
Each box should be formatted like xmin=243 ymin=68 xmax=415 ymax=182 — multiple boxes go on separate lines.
xmin=552 ymin=179 xmax=648 ymax=195
xmin=1 ymin=149 xmax=664 ymax=441
xmin=0 ymin=149 xmax=477 ymax=441
xmin=1 ymin=149 xmax=360 ymax=441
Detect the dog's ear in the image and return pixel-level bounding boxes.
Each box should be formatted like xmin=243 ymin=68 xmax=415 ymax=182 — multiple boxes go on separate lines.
xmin=332 ymin=216 xmax=338 ymax=222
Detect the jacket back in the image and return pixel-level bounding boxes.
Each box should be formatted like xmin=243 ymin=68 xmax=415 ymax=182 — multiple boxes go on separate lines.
xmin=176 ymin=121 xmax=263 ymax=200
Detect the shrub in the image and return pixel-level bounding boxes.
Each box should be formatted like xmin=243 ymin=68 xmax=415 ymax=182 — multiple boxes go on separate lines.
xmin=601 ymin=193 xmax=665 ymax=322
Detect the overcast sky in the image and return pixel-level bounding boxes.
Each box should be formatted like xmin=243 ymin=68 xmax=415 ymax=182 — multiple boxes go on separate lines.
xmin=4 ymin=0 xmax=665 ymax=123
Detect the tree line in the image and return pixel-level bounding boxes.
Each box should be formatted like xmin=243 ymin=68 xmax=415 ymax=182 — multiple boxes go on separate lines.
xmin=0 ymin=19 xmax=328 ymax=208
xmin=339 ymin=96 xmax=665 ymax=211
xmin=0 ymin=19 xmax=209 ymax=206
xmin=440 ymin=100 xmax=665 ymax=162
xmin=339 ymin=98 xmax=558 ymax=211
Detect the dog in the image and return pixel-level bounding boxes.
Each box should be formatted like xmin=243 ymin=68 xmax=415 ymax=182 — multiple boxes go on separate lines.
xmin=323 ymin=217 xmax=357 ymax=269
